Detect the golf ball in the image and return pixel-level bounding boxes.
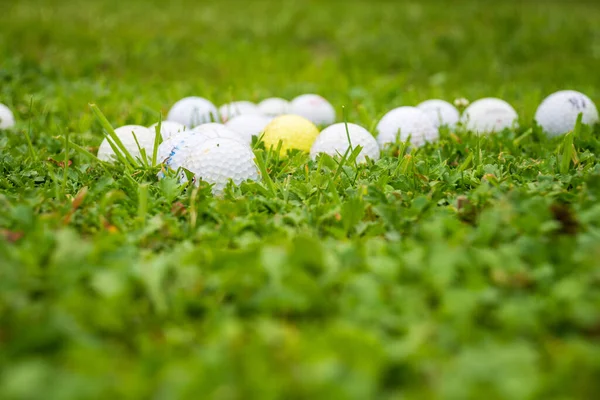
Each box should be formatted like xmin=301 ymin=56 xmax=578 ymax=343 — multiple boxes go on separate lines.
xmin=261 ymin=115 xmax=320 ymax=156
xmin=376 ymin=106 xmax=439 ymax=148
xmin=97 ymin=125 xmax=156 ymax=163
xmin=416 ymin=99 xmax=460 ymax=129
xmin=167 ymin=97 xmax=218 ymax=128
xmin=535 ymin=90 xmax=599 ymax=137
xmin=461 ymin=98 xmax=518 ymax=134
xmin=219 ymin=101 xmax=258 ymax=122
xmin=258 ymin=97 xmax=290 ymax=116
xmin=189 ymin=122 xmax=227 ymax=133
xmin=0 ymin=103 xmax=15 ymax=129
xmin=225 ymin=114 xmax=272 ymax=144
xmin=181 ymin=137 xmax=259 ymax=195
xmin=290 ymin=94 xmax=336 ymax=125
xmin=310 ymin=122 xmax=380 ymax=163
xmin=148 ymin=121 xmax=186 ymax=139
xmin=158 ymin=125 xmax=246 ymax=170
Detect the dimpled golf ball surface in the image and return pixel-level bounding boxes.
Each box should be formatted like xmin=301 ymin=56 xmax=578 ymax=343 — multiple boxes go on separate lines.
xmin=225 ymin=114 xmax=272 ymax=144
xmin=0 ymin=103 xmax=15 ymax=129
xmin=262 ymin=115 xmax=320 ymax=155
xmin=291 ymin=94 xmax=336 ymax=125
xmin=219 ymin=101 xmax=258 ymax=122
xmin=167 ymin=97 xmax=218 ymax=128
xmin=149 ymin=121 xmax=186 ymax=139
xmin=97 ymin=125 xmax=156 ymax=163
xmin=258 ymin=98 xmax=290 ymax=116
xmin=376 ymin=106 xmax=439 ymax=148
xmin=535 ymin=90 xmax=599 ymax=137
xmin=417 ymin=99 xmax=460 ymax=129
xmin=181 ymin=137 xmax=259 ymax=195
xmin=158 ymin=126 xmax=246 ymax=169
xmin=310 ymin=123 xmax=380 ymax=163
xmin=461 ymin=98 xmax=518 ymax=134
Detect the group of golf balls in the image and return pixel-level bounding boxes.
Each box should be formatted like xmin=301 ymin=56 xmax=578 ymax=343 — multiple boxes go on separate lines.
xmin=0 ymin=90 xmax=597 ymax=195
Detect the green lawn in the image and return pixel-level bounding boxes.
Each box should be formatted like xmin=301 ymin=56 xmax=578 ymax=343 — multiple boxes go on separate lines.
xmin=1 ymin=0 xmax=600 ymax=399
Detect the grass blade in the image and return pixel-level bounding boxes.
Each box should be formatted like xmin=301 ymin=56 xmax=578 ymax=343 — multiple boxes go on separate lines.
xmin=89 ymin=103 xmax=139 ymax=168
xmin=62 ymin=129 xmax=70 ymax=194
xmin=254 ymin=149 xmax=276 ymax=195
xmin=152 ymin=117 xmax=162 ymax=166
xmin=559 ymin=113 xmax=580 ymax=174
xmin=24 ymin=97 xmax=37 ymax=161
xmin=137 ymin=183 xmax=149 ymax=226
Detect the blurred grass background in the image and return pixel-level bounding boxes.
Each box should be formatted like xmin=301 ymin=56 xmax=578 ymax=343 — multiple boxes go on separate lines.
xmin=2 ymin=0 xmax=600 ymax=128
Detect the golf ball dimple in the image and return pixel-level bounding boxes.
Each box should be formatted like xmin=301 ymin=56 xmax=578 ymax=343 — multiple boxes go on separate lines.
xmin=181 ymin=137 xmax=260 ymax=195
xmin=290 ymin=94 xmax=336 ymax=126
xmin=0 ymin=103 xmax=15 ymax=129
xmin=261 ymin=115 xmax=320 ymax=156
xmin=97 ymin=125 xmax=156 ymax=163
xmin=148 ymin=121 xmax=186 ymax=139
xmin=535 ymin=90 xmax=599 ymax=137
xmin=376 ymin=106 xmax=439 ymax=148
xmin=158 ymin=126 xmax=246 ymax=171
xmin=310 ymin=122 xmax=380 ymax=163
xmin=461 ymin=98 xmax=518 ymax=134
xmin=225 ymin=114 xmax=272 ymax=144
xmin=219 ymin=101 xmax=259 ymax=122
xmin=189 ymin=122 xmax=235 ymax=135
xmin=167 ymin=97 xmax=218 ymax=128
xmin=416 ymin=99 xmax=460 ymax=129
xmin=258 ymin=98 xmax=290 ymax=116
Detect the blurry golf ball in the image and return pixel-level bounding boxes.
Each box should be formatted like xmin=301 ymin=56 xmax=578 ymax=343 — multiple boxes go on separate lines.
xmin=158 ymin=125 xmax=246 ymax=170
xmin=417 ymin=99 xmax=460 ymax=129
xmin=148 ymin=121 xmax=186 ymax=139
xmin=376 ymin=106 xmax=439 ymax=148
xmin=225 ymin=114 xmax=272 ymax=144
xmin=0 ymin=103 xmax=15 ymax=129
xmin=258 ymin=97 xmax=290 ymax=116
xmin=181 ymin=137 xmax=259 ymax=195
xmin=535 ymin=90 xmax=599 ymax=137
xmin=97 ymin=125 xmax=156 ymax=163
xmin=461 ymin=98 xmax=518 ymax=134
xmin=290 ymin=94 xmax=336 ymax=125
xmin=190 ymin=122 xmax=233 ymax=135
xmin=310 ymin=122 xmax=380 ymax=163
xmin=219 ymin=101 xmax=258 ymax=122
xmin=261 ymin=115 xmax=320 ymax=156
xmin=167 ymin=97 xmax=218 ymax=128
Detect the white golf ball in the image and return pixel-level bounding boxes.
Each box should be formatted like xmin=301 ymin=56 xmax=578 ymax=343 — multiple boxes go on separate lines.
xmin=97 ymin=125 xmax=156 ymax=163
xmin=290 ymin=94 xmax=336 ymax=125
xmin=189 ymin=124 xmax=245 ymax=144
xmin=167 ymin=97 xmax=218 ymax=128
xmin=189 ymin=122 xmax=227 ymax=133
xmin=310 ymin=122 xmax=380 ymax=163
xmin=158 ymin=126 xmax=246 ymax=171
xmin=148 ymin=121 xmax=186 ymax=139
xmin=219 ymin=101 xmax=259 ymax=122
xmin=461 ymin=98 xmax=518 ymax=134
xmin=0 ymin=103 xmax=15 ymax=129
xmin=225 ymin=114 xmax=272 ymax=144
xmin=181 ymin=137 xmax=260 ymax=195
xmin=416 ymin=99 xmax=460 ymax=129
xmin=258 ymin=98 xmax=290 ymax=116
xmin=535 ymin=90 xmax=599 ymax=137
xmin=376 ymin=106 xmax=439 ymax=148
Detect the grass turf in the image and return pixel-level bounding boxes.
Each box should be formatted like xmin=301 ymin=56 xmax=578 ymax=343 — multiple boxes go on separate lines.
xmin=1 ymin=0 xmax=600 ymax=398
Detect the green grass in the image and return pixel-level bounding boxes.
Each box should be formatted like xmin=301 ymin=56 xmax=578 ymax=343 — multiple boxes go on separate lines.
xmin=2 ymin=0 xmax=600 ymax=399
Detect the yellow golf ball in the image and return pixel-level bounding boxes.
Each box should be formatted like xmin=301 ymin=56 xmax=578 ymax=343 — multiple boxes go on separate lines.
xmin=261 ymin=115 xmax=319 ymax=155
